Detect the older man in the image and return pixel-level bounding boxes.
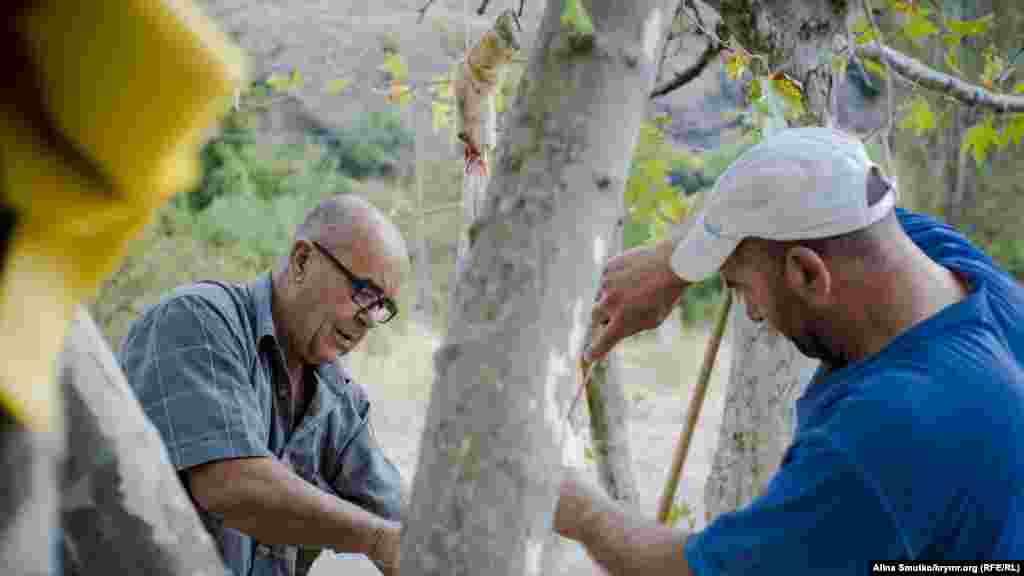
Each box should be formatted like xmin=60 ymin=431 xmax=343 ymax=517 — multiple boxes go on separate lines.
xmin=554 ymin=127 xmax=1024 ymax=573
xmin=119 ymin=194 xmax=408 ymax=576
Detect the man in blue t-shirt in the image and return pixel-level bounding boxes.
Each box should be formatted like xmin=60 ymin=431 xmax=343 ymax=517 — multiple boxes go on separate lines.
xmin=552 ymin=127 xmax=1024 ymax=574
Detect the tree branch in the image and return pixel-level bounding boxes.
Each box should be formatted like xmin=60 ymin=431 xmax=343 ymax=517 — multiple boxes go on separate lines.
xmin=476 ymin=0 xmax=491 ymax=16
xmin=856 ymin=42 xmax=1024 ymax=113
xmin=416 ymin=0 xmax=437 ymax=24
xmin=650 ymin=42 xmax=723 ymax=99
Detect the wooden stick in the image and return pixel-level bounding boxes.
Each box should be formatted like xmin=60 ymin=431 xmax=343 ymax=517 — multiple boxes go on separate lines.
xmin=656 ymin=289 xmax=733 ymax=524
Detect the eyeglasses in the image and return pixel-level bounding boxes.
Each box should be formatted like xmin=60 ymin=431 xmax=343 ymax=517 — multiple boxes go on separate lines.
xmin=310 ymin=240 xmax=398 ymax=325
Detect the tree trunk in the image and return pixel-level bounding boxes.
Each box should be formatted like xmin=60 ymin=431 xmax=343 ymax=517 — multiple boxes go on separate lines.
xmin=399 ymin=1 xmax=678 ymax=574
xmin=701 ymin=0 xmax=855 ymax=522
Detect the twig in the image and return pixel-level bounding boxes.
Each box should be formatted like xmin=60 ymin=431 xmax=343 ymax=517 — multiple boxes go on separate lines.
xmin=650 ymin=42 xmax=723 ymax=99
xmin=416 ymin=0 xmax=438 ymax=24
xmin=856 ymin=42 xmax=1024 ymax=113
xmin=518 ymin=0 xmax=525 ymax=19
xmin=861 ymin=0 xmax=895 ymax=179
xmin=476 ymin=0 xmax=491 ymax=16
xmin=676 ymin=0 xmax=725 ymax=49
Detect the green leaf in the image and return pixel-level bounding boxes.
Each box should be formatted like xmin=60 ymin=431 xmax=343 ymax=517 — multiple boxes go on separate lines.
xmin=903 ymin=12 xmax=939 ymax=42
xmin=1015 ymin=83 xmax=1024 ymax=94
xmin=326 ymin=78 xmax=351 ymax=95
xmin=945 ymin=14 xmax=994 ymax=39
xmin=771 ymin=73 xmax=805 ymax=120
xmin=431 ymin=74 xmax=453 ymax=99
xmin=961 ymin=116 xmax=1000 ymax=167
xmin=747 ymin=75 xmax=763 ymax=103
xmin=583 ymin=445 xmax=594 ymax=463
xmin=944 ymin=46 xmax=962 ymax=75
xmin=1003 ymin=114 xmax=1024 ymax=148
xmin=898 ymin=96 xmax=935 ymax=137
xmin=560 ymin=0 xmax=594 ymax=37
xmin=380 ymin=52 xmax=409 ymax=83
xmin=862 ymin=57 xmax=888 ymax=80
xmin=725 ymin=50 xmax=751 ymax=81
xmin=431 ymin=101 xmax=452 ymax=133
xmin=851 ymin=16 xmax=877 ymax=45
xmin=832 ymin=54 xmax=849 ymax=78
xmin=289 ymin=69 xmax=304 ymax=90
xmin=760 ymin=77 xmax=789 ymax=135
xmin=266 ymin=72 xmax=293 ymax=93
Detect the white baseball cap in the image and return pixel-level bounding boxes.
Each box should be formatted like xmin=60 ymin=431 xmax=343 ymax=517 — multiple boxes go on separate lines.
xmin=670 ymin=127 xmax=896 ymax=283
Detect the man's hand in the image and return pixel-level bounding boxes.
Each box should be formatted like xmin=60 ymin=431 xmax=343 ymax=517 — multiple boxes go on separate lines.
xmin=370 ymin=523 xmax=401 ymax=576
xmin=553 ymin=467 xmax=604 ymax=543
xmin=586 ymin=238 xmax=689 ymax=362
xmin=553 ymin=467 xmax=692 ymax=576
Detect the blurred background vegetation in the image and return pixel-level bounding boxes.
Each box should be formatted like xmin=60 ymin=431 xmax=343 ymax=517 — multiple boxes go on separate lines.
xmin=90 ymin=0 xmax=1023 ymax=353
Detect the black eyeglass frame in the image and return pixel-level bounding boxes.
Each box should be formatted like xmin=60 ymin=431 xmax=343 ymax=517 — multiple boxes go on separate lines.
xmin=310 ymin=240 xmax=398 ymax=324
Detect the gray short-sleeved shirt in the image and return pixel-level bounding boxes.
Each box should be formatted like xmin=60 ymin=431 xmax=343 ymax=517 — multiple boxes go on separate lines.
xmin=118 ymin=272 xmax=403 ymax=576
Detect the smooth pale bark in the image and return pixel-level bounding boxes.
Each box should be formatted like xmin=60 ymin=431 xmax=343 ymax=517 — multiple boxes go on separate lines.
xmin=399 ymin=1 xmax=678 ymax=574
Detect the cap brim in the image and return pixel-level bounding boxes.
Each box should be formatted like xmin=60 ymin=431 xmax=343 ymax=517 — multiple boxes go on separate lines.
xmin=670 ymin=214 xmax=741 ymax=283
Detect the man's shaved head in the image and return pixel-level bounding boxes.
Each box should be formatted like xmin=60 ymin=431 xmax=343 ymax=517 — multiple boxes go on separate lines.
xmin=272 ymin=194 xmax=409 ymax=368
xmin=296 ymin=195 xmax=408 ymax=269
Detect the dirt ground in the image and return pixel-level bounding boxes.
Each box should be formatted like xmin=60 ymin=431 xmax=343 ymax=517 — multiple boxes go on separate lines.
xmin=310 ymin=319 xmax=731 ymax=575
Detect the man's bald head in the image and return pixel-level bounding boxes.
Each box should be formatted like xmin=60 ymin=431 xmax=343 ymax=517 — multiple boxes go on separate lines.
xmin=297 ymin=195 xmax=407 ymax=261
xmin=272 ymin=194 xmax=409 ymax=367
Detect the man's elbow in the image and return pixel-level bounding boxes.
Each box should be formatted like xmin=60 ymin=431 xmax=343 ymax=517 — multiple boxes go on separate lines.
xmin=187 ymin=458 xmax=261 ymax=516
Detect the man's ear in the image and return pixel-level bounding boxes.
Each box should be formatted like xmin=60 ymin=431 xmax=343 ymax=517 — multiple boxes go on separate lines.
xmin=783 ymin=246 xmax=831 ymax=307
xmin=290 ymin=240 xmax=313 ymax=282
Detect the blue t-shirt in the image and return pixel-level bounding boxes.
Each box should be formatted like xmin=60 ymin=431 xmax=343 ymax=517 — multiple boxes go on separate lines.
xmin=685 ymin=209 xmax=1024 ymax=573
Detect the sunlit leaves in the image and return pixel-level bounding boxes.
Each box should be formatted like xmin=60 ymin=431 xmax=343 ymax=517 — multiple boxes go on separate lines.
xmin=626 ymin=120 xmax=694 ymax=243
xmin=1015 ymin=83 xmax=1024 ymax=95
xmin=943 ymin=14 xmax=995 ymax=46
xmin=862 ymin=57 xmax=888 ymax=80
xmin=899 ymin=95 xmax=935 ymax=136
xmin=724 ymin=43 xmax=752 ymax=81
xmin=944 ymin=46 xmax=962 ymax=75
xmin=385 ymin=82 xmax=412 ymax=106
xmin=980 ymin=48 xmax=1006 ymax=90
xmin=851 ymin=16 xmax=877 ymax=45
xmin=266 ymin=69 xmax=303 ymax=93
xmin=1001 ymin=114 xmax=1024 ymax=148
xmin=832 ymin=54 xmax=849 ymax=78
xmin=431 ymin=101 xmax=453 ymax=132
xmin=429 ymin=73 xmax=456 ymax=135
xmin=887 ymin=1 xmax=938 ymax=43
xmin=380 ymin=52 xmax=409 ymax=83
xmin=326 ymin=78 xmax=351 ymax=96
xmin=961 ymin=115 xmax=1000 ymax=167
xmin=560 ymin=0 xmax=594 ymax=37
xmin=770 ymin=72 xmax=805 ymax=120
xmin=902 ymin=12 xmax=939 ymax=42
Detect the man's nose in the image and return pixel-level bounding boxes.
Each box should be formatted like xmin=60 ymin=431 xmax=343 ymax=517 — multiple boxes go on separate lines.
xmin=739 ymin=294 xmax=764 ymax=324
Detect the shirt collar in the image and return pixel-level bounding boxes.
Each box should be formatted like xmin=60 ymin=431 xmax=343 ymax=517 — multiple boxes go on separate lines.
xmin=250 ymin=271 xmax=279 ymax=344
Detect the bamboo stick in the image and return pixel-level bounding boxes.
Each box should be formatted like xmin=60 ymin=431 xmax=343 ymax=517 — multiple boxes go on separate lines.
xmin=656 ymin=288 xmax=733 ymax=524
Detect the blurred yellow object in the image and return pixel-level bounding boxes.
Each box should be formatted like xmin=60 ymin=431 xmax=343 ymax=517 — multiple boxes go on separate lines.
xmin=0 ymin=0 xmax=247 ymax=432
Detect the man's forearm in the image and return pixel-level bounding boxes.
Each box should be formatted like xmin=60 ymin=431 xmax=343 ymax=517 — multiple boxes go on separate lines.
xmin=556 ymin=472 xmax=691 ymax=576
xmin=579 ymin=498 xmax=692 ymax=576
xmin=188 ymin=457 xmax=398 ymax=563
